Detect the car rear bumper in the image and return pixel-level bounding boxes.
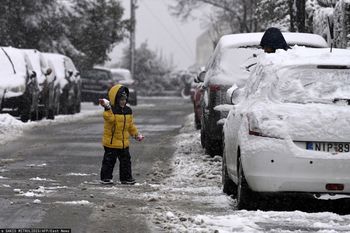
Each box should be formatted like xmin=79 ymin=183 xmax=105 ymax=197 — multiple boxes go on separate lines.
xmin=242 ymin=136 xmax=350 ymax=194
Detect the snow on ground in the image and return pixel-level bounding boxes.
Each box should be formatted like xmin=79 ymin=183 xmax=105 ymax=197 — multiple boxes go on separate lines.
xmin=147 ymin=114 xmax=350 ymax=233
xmin=0 ymin=102 xmax=101 ymax=146
xmin=54 ymin=200 xmax=91 ymax=205
xmin=0 ymin=101 xmax=162 ymax=146
xmin=2 ymin=99 xmax=350 ymax=232
xmin=65 ymin=172 xmax=96 ymax=176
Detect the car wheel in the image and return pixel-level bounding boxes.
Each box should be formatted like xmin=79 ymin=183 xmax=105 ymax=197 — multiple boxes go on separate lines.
xmin=205 ymin=138 xmax=217 ymax=157
xmin=20 ymin=92 xmax=37 ymax=122
xmin=75 ymin=102 xmax=81 ymax=113
xmin=68 ymin=104 xmax=76 ymax=114
xmin=20 ymin=101 xmax=31 ymax=122
xmin=200 ymin=116 xmax=206 ymax=148
xmin=222 ymin=147 xmax=237 ymax=197
xmin=194 ymin=107 xmax=201 ymax=130
xmin=53 ymin=87 xmax=60 ymax=116
xmin=237 ymin=156 xmax=256 ymax=210
xmin=205 ymin=136 xmax=222 ymax=157
xmin=47 ymin=109 xmax=55 ymax=120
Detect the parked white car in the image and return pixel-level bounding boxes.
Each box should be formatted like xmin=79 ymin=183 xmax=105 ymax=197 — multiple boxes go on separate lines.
xmin=223 ymin=47 xmax=350 ymax=210
xmin=22 ymin=49 xmax=58 ymax=119
xmin=0 ymin=47 xmax=39 ymax=122
xmin=198 ymin=32 xmax=328 ymax=157
xmin=43 ymin=53 xmax=81 ymax=114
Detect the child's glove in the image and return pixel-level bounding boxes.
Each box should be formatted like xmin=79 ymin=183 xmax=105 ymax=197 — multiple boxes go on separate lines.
xmin=99 ymin=98 xmax=111 ymax=110
xmin=135 ymin=134 xmax=144 ymax=142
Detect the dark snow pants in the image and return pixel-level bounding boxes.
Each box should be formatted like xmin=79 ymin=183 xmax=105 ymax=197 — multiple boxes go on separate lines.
xmin=100 ymin=146 xmax=133 ymax=181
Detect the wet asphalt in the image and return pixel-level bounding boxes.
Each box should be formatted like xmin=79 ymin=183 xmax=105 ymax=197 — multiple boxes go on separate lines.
xmin=0 ymin=97 xmax=193 ymax=233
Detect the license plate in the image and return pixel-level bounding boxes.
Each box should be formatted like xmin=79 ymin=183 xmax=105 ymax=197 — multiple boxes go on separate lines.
xmin=306 ymin=142 xmax=350 ymax=153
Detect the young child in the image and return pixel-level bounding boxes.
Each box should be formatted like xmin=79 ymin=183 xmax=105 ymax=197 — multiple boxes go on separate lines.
xmin=99 ymin=84 xmax=144 ymax=185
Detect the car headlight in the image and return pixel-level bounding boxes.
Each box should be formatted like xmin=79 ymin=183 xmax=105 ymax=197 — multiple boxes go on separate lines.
xmin=247 ymin=114 xmax=287 ymax=139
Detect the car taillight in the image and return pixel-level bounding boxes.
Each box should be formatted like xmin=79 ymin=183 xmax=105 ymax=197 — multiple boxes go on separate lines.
xmin=248 ymin=130 xmax=263 ymax=136
xmin=247 ymin=115 xmax=283 ymax=139
xmin=247 ymin=115 xmax=262 ymax=136
xmin=326 ymin=183 xmax=344 ymax=191
xmin=209 ymin=84 xmax=220 ymax=92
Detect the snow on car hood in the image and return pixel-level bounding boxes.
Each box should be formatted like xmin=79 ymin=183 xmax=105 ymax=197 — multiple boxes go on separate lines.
xmin=249 ymin=102 xmax=350 ymax=142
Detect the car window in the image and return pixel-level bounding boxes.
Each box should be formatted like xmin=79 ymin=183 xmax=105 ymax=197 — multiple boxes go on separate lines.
xmin=64 ymin=57 xmax=77 ymax=72
xmin=2 ymin=48 xmax=27 ymax=75
xmin=82 ymin=70 xmax=111 ymax=80
xmin=0 ymin=49 xmax=15 ymax=75
xmin=204 ymin=47 xmax=262 ymax=87
xmin=275 ymin=66 xmax=350 ymax=103
xmin=111 ymin=70 xmax=132 ymax=81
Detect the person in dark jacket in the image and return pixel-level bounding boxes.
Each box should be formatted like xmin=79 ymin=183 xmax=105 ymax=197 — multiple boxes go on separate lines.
xmin=99 ymin=84 xmax=144 ymax=185
xmin=260 ymin=27 xmax=288 ymax=53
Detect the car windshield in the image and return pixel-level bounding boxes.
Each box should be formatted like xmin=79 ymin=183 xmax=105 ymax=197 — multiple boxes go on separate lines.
xmin=207 ymin=47 xmax=262 ymax=87
xmin=0 ymin=50 xmax=15 ymax=75
xmin=82 ymin=70 xmax=110 ymax=80
xmin=275 ymin=66 xmax=350 ymax=104
xmin=111 ymin=70 xmax=132 ymax=81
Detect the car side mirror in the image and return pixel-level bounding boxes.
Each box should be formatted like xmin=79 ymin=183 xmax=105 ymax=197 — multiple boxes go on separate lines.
xmin=226 ymin=84 xmax=241 ymax=105
xmin=45 ymin=68 xmax=52 ymax=76
xmin=68 ymin=69 xmax=73 ymax=77
xmin=197 ymin=71 xmax=206 ymax=82
xmin=30 ymin=71 xmax=37 ymax=79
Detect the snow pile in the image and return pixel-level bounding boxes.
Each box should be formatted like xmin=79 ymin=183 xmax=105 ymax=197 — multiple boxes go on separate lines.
xmin=65 ymin=173 xmax=93 ymax=176
xmin=26 ymin=163 xmax=47 ymax=167
xmin=0 ymin=103 xmax=100 ymax=146
xmin=149 ymin=113 xmax=350 ymax=232
xmin=15 ymin=186 xmax=55 ymax=197
xmin=0 ymin=114 xmax=26 ymax=143
xmin=54 ymin=200 xmax=91 ymax=206
xmin=149 ymin=114 xmax=235 ymax=232
xmin=29 ymin=177 xmax=56 ymax=182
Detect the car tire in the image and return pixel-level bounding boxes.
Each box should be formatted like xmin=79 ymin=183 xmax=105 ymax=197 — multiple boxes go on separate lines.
xmin=205 ymin=136 xmax=222 ymax=157
xmin=47 ymin=108 xmax=55 ymax=120
xmin=194 ymin=108 xmax=201 ymax=130
xmin=200 ymin=116 xmax=206 ymax=148
xmin=75 ymin=102 xmax=81 ymax=113
xmin=237 ymin=156 xmax=257 ymax=210
xmin=68 ymin=104 xmax=76 ymax=115
xmin=205 ymin=138 xmax=217 ymax=157
xmin=222 ymin=148 xmax=237 ymax=197
xmin=20 ymin=91 xmax=37 ymax=122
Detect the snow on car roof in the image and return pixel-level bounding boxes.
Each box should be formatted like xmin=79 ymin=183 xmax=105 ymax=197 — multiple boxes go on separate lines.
xmin=204 ymin=33 xmax=328 ymax=87
xmin=258 ymin=47 xmax=350 ymax=68
xmin=217 ymin=32 xmax=328 ymax=49
xmin=42 ymin=53 xmax=67 ymax=88
xmin=22 ymin=49 xmax=47 ymax=84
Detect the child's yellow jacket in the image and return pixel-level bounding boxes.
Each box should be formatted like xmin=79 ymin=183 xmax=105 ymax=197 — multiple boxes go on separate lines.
xmin=102 ymin=84 xmax=138 ymax=149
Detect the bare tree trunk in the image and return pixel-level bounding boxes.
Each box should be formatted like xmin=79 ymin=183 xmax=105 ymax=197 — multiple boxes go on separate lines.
xmin=296 ymin=0 xmax=306 ymax=32
xmin=289 ymin=0 xmax=296 ymax=32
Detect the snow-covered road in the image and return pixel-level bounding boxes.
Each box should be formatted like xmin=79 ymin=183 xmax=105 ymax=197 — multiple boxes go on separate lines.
xmin=1 ymin=99 xmax=350 ymax=232
xmin=147 ymin=114 xmax=350 ymax=233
